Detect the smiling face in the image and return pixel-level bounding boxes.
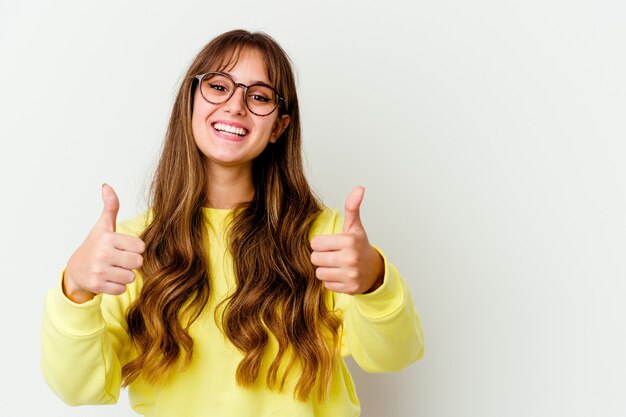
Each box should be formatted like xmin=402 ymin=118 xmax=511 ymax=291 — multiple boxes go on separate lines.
xmin=191 ymin=48 xmax=290 ymax=174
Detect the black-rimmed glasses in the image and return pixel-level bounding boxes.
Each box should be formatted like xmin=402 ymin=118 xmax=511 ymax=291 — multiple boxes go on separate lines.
xmin=195 ymin=72 xmax=285 ymax=116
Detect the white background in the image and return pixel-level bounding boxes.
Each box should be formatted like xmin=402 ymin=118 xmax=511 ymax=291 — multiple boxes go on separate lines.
xmin=1 ymin=0 xmax=625 ymax=416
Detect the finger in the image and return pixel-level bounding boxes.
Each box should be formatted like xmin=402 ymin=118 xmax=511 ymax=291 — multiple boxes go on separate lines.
xmin=343 ymin=186 xmax=365 ymax=233
xmin=321 ymin=281 xmax=350 ymax=293
xmin=97 ymin=183 xmax=120 ymax=232
xmin=99 ymin=281 xmax=129 ymax=296
xmin=314 ymin=269 xmax=353 ymax=293
xmin=315 ymin=266 xmax=348 ymax=281
xmin=110 ymin=250 xmax=143 ymax=270
xmin=102 ymin=266 xmax=137 ymax=285
xmin=112 ymin=234 xmax=146 ymax=254
xmin=87 ymin=267 xmax=133 ymax=294
xmin=316 ymin=268 xmax=361 ymax=294
xmin=310 ymin=251 xmax=342 ymax=267
xmin=310 ymin=234 xmax=356 ymax=252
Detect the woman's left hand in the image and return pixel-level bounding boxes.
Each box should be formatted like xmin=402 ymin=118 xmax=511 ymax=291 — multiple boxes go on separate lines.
xmin=310 ymin=186 xmax=384 ymax=295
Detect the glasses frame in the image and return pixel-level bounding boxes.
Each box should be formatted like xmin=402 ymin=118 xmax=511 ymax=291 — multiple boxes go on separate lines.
xmin=194 ymin=71 xmax=285 ymax=117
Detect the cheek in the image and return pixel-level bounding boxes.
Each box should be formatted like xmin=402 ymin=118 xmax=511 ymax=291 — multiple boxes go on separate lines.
xmin=192 ymin=101 xmax=216 ymax=137
xmin=191 ymin=113 xmax=203 ymax=145
xmin=258 ymin=117 xmax=279 ymax=141
xmin=255 ymin=125 xmax=276 ymax=145
xmin=192 ymin=89 xmax=216 ymax=121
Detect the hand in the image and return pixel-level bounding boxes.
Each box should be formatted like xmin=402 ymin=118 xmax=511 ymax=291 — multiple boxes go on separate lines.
xmin=63 ymin=184 xmax=146 ymax=303
xmin=310 ymin=186 xmax=384 ymax=295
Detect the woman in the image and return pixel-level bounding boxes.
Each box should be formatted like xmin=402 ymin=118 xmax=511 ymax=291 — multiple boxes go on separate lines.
xmin=41 ymin=29 xmax=424 ymax=417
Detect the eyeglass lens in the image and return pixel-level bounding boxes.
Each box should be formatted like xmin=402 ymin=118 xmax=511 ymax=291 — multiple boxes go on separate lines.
xmin=199 ymin=73 xmax=278 ymax=116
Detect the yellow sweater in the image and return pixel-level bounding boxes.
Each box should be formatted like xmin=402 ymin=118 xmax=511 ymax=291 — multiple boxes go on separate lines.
xmin=41 ymin=206 xmax=424 ymax=417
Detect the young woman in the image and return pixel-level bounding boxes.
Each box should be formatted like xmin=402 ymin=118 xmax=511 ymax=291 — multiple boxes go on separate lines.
xmin=41 ymin=29 xmax=424 ymax=417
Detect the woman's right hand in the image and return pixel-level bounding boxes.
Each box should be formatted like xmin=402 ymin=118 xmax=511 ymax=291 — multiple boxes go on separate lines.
xmin=62 ymin=184 xmax=146 ymax=304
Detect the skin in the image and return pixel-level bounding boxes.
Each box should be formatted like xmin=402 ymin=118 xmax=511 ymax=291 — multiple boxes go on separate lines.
xmin=63 ymin=183 xmax=144 ymax=304
xmin=192 ymin=48 xmax=290 ymax=209
xmin=310 ymin=186 xmax=385 ymax=295
xmin=62 ymin=48 xmax=384 ymax=304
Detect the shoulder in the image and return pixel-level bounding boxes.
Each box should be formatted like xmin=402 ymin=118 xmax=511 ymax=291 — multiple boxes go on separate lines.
xmin=116 ymin=209 xmax=153 ymax=237
xmin=309 ymin=206 xmax=344 ymax=238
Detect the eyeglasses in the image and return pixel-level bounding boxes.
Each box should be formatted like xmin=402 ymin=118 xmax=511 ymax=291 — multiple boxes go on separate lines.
xmin=194 ymin=72 xmax=285 ymax=117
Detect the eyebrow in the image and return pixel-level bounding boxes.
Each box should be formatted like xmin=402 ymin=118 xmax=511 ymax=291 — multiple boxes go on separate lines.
xmin=221 ymin=71 xmax=273 ymax=87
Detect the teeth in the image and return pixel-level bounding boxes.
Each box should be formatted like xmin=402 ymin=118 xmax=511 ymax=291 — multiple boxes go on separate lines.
xmin=214 ymin=122 xmax=247 ymax=136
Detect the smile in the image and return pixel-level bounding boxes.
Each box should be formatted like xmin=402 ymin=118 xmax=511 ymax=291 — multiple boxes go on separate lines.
xmin=212 ymin=122 xmax=248 ymax=137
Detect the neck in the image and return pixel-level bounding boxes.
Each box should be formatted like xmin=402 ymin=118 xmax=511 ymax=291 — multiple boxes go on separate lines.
xmin=204 ymin=163 xmax=254 ymax=209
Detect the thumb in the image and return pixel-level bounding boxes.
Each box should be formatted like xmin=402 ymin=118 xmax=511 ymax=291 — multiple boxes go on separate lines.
xmin=97 ymin=183 xmax=119 ymax=232
xmin=342 ymin=186 xmax=365 ymax=233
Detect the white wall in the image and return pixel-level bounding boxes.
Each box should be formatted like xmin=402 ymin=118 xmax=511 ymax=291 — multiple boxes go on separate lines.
xmin=1 ymin=0 xmax=624 ymax=416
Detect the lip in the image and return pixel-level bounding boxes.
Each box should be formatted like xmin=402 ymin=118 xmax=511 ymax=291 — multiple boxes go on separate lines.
xmin=212 ymin=120 xmax=250 ymax=130
xmin=210 ymin=120 xmax=250 ymax=142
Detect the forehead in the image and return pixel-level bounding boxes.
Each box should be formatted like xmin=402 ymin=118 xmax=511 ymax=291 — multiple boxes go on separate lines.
xmin=212 ymin=47 xmax=270 ymax=83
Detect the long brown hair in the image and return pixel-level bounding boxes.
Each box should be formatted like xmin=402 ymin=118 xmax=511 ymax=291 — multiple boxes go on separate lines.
xmin=121 ymin=30 xmax=342 ymax=401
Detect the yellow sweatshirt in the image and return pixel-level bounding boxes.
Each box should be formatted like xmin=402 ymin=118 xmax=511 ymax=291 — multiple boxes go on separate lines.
xmin=41 ymin=206 xmax=424 ymax=417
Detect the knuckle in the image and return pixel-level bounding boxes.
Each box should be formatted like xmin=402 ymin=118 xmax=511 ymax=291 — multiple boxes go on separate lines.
xmin=315 ymin=268 xmax=323 ymax=279
xmin=135 ymin=254 xmax=144 ymax=268
xmin=90 ymin=280 xmax=103 ymax=293
xmin=137 ymin=239 xmax=146 ymax=253
xmin=346 ymin=269 xmax=359 ymax=280
xmin=114 ymin=285 xmax=127 ymax=295
xmin=94 ymin=250 xmax=107 ymax=262
xmin=346 ymin=254 xmax=359 ymax=266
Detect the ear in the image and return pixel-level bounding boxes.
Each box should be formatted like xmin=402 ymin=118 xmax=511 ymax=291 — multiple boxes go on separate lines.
xmin=269 ymin=115 xmax=291 ymax=144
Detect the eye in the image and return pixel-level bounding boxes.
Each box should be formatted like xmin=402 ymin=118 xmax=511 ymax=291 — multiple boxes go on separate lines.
xmin=208 ymin=82 xmax=229 ymax=92
xmin=249 ymin=93 xmax=270 ymax=103
xmin=248 ymin=85 xmax=275 ymax=104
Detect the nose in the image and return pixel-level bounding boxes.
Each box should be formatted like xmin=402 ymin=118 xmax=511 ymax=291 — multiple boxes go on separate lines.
xmin=223 ymin=84 xmax=247 ymax=115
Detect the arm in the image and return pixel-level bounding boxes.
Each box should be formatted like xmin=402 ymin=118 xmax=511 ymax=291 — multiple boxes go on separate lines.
xmin=337 ymin=246 xmax=425 ymax=372
xmin=40 ymin=208 xmax=147 ymax=405
xmin=40 ymin=270 xmax=136 ymax=405
xmin=310 ymin=203 xmax=425 ymax=372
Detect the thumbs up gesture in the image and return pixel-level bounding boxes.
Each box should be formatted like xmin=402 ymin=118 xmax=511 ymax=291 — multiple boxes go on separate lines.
xmin=310 ymin=186 xmax=384 ymax=295
xmin=63 ymin=184 xmax=146 ymax=304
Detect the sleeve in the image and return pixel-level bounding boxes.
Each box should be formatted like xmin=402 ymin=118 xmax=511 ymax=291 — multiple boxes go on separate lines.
xmin=40 ymin=217 xmax=144 ymax=405
xmin=328 ymin=208 xmax=425 ymax=373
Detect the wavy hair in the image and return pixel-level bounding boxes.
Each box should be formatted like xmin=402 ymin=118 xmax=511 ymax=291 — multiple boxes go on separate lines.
xmin=121 ymin=30 xmax=342 ymax=401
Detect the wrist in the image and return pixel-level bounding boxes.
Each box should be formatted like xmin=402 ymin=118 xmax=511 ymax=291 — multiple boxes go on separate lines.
xmin=363 ymin=274 xmax=384 ymax=294
xmin=62 ymin=271 xmax=95 ymax=304
xmin=362 ymin=248 xmax=385 ymax=294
